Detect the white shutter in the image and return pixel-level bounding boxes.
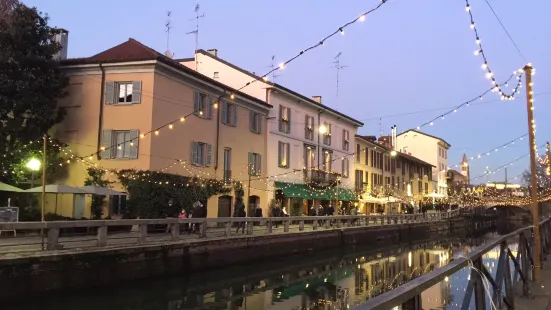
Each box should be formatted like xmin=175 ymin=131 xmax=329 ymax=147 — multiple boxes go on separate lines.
xmin=129 ymin=130 xmax=139 ymax=159
xmin=191 ymin=141 xmax=198 ymax=164
xmin=131 ymin=81 xmax=142 ymax=104
xmin=101 ymin=130 xmax=113 ymax=159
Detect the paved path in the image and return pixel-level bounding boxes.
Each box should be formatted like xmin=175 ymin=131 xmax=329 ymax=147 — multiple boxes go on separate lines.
xmin=515 ymin=262 xmax=551 ymax=310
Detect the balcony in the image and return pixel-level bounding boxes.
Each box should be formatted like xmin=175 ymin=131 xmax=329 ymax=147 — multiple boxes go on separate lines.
xmin=303 ymin=169 xmax=341 ymax=186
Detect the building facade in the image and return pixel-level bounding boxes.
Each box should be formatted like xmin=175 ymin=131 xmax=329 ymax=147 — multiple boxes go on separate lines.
xmin=354 ymin=135 xmax=434 ymax=214
xmin=396 ymin=129 xmax=451 ymax=196
xmin=181 ymin=49 xmax=362 ymax=215
xmin=52 ymin=39 xmax=271 ymax=218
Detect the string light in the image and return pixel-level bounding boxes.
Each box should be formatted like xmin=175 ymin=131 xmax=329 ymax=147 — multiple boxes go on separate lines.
xmin=447 ymin=134 xmax=527 ymax=169
xmin=464 ymin=0 xmax=523 ymax=99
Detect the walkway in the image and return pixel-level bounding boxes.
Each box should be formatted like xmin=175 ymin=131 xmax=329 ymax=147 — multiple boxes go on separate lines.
xmin=516 ymin=263 xmax=551 ymax=310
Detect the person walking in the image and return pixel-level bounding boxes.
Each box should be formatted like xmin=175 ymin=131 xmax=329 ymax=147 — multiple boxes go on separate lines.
xmin=272 ymin=204 xmax=281 ymax=228
xmin=236 ymin=206 xmax=246 ymax=234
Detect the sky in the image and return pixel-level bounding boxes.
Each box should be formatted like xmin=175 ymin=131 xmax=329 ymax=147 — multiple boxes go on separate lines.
xmin=24 ymin=0 xmax=551 ymax=184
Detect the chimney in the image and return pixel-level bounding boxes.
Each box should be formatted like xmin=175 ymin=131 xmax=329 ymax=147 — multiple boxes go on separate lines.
xmin=53 ymin=28 xmax=68 ymax=60
xmin=312 ymin=96 xmax=322 ymax=104
xmin=207 ymin=49 xmax=218 ymax=57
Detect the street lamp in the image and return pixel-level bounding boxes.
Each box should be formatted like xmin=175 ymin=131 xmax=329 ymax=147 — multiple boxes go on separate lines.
xmin=26 ymin=158 xmax=41 ymax=188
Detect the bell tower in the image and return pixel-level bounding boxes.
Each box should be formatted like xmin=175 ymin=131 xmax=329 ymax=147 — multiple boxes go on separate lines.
xmin=461 ymin=154 xmax=470 ymax=184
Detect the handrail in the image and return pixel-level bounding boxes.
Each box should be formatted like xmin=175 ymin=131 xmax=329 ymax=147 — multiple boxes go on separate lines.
xmin=354 ymin=217 xmax=551 ymax=310
xmin=0 ymin=210 xmax=468 ymax=253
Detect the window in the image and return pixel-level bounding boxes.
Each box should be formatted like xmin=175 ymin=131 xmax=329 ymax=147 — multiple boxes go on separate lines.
xmin=213 ymin=72 xmax=219 ymax=79
xmin=279 ymin=105 xmax=291 ymax=133
xmin=304 ymin=145 xmax=315 ymax=168
xmin=278 ymin=141 xmax=290 ymax=168
xmin=193 ymin=90 xmax=213 ymax=119
xmin=191 ymin=141 xmax=212 ymax=166
xmin=355 ymin=169 xmax=363 ymax=191
xmin=356 ymin=144 xmax=361 ymax=163
xmin=365 ymin=148 xmax=369 ymax=165
xmin=101 ymin=129 xmax=139 ymax=159
xmin=444 ymin=149 xmax=447 ymax=159
xmin=248 ymin=153 xmax=262 ymax=176
xmin=323 ymin=149 xmax=332 ymax=172
xmin=342 ymin=129 xmax=350 ymax=151
xmin=341 ymin=158 xmax=349 ymax=178
xmin=397 ymin=177 xmax=401 ymax=189
xmin=304 ymin=115 xmax=314 ymax=140
xmin=418 ymin=180 xmax=423 ymax=193
xmin=323 ymin=123 xmax=332 ymax=145
xmin=223 ymin=148 xmax=231 ymax=184
xmin=104 ymin=81 xmax=142 ymax=105
xmin=249 ymin=111 xmax=262 ymax=134
xmin=221 ymin=101 xmax=237 ymax=126
xmin=424 ymin=182 xmax=429 ymax=194
xmin=365 ymin=171 xmax=369 ymax=186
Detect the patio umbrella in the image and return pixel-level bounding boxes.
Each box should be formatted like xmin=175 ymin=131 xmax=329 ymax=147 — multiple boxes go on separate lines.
xmin=80 ymin=185 xmax=127 ymax=196
xmin=424 ymin=192 xmax=445 ymax=198
xmin=25 ymin=184 xmax=89 ymax=194
xmin=0 ymin=182 xmax=23 ymax=192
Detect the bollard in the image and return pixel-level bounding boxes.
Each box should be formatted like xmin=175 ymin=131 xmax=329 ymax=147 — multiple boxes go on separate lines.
xmin=299 ymin=220 xmax=304 ymax=231
xmin=97 ymin=226 xmax=108 ymax=246
xmin=267 ymin=220 xmax=273 ymax=234
xmin=225 ymin=221 xmax=231 ymax=236
xmin=284 ymin=219 xmax=290 ymax=232
xmin=47 ymin=228 xmax=60 ymax=250
xmin=313 ymin=219 xmax=318 ymax=230
xmin=170 ymin=223 xmax=179 ymax=240
xmin=138 ymin=224 xmax=147 ymax=243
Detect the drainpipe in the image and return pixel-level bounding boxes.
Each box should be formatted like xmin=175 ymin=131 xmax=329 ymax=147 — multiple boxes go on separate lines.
xmin=214 ymin=97 xmax=221 ymax=171
xmin=96 ymin=63 xmax=105 ymax=160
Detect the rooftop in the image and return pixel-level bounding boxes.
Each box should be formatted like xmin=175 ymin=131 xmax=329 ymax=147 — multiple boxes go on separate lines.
xmin=397 ymin=129 xmax=451 ymax=148
xmin=60 ymin=39 xmax=272 ymax=109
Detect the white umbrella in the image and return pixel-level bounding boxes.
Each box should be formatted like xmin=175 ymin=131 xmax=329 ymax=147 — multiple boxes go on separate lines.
xmin=0 ymin=182 xmax=23 ymax=192
xmin=80 ymin=185 xmax=127 ymax=196
xmin=424 ymin=192 xmax=445 ymax=198
xmin=25 ymin=184 xmax=88 ymax=194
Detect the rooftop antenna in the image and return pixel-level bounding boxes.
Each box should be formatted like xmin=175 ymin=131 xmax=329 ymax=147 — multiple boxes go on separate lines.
xmin=332 ymin=52 xmax=348 ymax=96
xmin=268 ymin=55 xmax=282 ymax=81
xmin=164 ymin=11 xmax=174 ymax=58
xmin=186 ymin=3 xmax=205 ymax=71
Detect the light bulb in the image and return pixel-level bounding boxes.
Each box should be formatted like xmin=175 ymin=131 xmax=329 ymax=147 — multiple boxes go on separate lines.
xmin=470 ymin=22 xmax=475 ymax=29
xmin=199 ymin=110 xmax=203 ymax=115
xmin=481 ymin=63 xmax=487 ymax=69
xmin=168 ymin=124 xmax=173 ymax=129
xmin=339 ymin=28 xmax=344 ymax=35
xmin=154 ymin=130 xmax=159 ymax=135
xmin=278 ymin=63 xmax=285 ymax=69
xmin=139 ymin=134 xmax=145 ymax=139
xmin=180 ymin=117 xmax=185 ymax=122
xmin=474 ymin=50 xmax=481 ymax=55
xmin=359 ymin=14 xmax=366 ymax=22
xmin=466 ymin=4 xmax=470 ymax=11
xmin=230 ymin=94 xmax=235 ymax=99
xmin=213 ymin=102 xmax=218 ymax=109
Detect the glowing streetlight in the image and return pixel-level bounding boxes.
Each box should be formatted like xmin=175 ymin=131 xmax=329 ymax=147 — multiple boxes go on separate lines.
xmin=390 ymin=150 xmax=397 ymax=157
xmin=319 ymin=125 xmax=327 ymax=134
xmin=26 ymin=158 xmax=41 ymax=187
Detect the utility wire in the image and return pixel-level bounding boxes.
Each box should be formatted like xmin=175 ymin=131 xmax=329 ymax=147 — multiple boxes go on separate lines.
xmin=483 ymin=0 xmax=527 ymax=62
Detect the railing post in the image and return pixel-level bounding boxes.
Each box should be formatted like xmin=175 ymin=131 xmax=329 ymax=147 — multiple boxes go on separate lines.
xmin=267 ymin=219 xmax=273 ymax=234
xmin=170 ymin=223 xmax=179 ymax=240
xmin=247 ymin=220 xmax=254 ymax=235
xmin=473 ymin=258 xmax=487 ymax=310
xmin=225 ymin=221 xmax=231 ymax=237
xmin=46 ymin=228 xmax=59 ymax=250
xmin=138 ymin=224 xmax=147 ymax=243
xmin=299 ymin=220 xmax=304 ymax=231
xmin=284 ymin=219 xmax=290 ymax=232
xmin=97 ymin=225 xmax=107 ymax=246
xmin=312 ymin=218 xmax=318 ymax=230
xmin=402 ymin=294 xmax=422 ymax=310
xmin=325 ymin=219 xmax=330 ymax=229
xmin=199 ymin=220 xmax=207 ymax=238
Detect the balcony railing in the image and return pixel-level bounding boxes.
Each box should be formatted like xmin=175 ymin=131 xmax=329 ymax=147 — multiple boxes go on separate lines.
xmin=303 ymin=169 xmax=342 ymax=186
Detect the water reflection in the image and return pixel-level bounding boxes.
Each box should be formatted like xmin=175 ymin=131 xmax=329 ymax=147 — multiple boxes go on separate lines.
xmin=5 ymin=234 xmax=499 ymax=310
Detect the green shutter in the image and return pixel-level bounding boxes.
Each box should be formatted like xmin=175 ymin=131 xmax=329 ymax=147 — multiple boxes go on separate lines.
xmin=221 ymin=101 xmax=227 ymax=124
xmin=248 ymin=152 xmax=254 ymax=175
xmin=191 ymin=141 xmax=198 ymax=164
xmin=207 ymin=96 xmax=213 ymax=119
xmin=232 ymin=103 xmax=238 ymax=126
xmin=206 ymin=144 xmax=212 ymax=166
xmin=257 ymin=154 xmax=262 ymax=176
xmin=193 ymin=91 xmax=200 ymax=115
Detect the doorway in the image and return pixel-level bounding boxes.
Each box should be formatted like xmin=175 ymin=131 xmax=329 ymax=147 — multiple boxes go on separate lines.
xmin=218 ymin=195 xmax=232 ymax=218
xmin=73 ymin=194 xmax=85 ymax=219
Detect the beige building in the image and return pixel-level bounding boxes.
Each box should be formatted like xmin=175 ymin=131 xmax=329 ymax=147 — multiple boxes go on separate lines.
xmin=354 ymin=135 xmax=434 ymax=214
xmin=51 ymin=39 xmax=271 ymax=218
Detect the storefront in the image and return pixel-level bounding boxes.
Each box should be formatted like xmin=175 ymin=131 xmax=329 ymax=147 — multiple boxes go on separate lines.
xmin=274 ymin=182 xmax=358 ymax=215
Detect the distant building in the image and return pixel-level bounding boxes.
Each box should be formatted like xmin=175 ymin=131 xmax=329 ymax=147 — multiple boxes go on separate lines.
xmin=396 ymin=129 xmax=451 ymax=196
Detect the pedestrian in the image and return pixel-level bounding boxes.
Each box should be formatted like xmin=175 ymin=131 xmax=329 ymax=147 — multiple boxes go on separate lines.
xmin=236 ymin=206 xmax=246 ymax=234
xmin=178 ymin=208 xmax=187 ymax=233
xmin=272 ymin=203 xmax=281 ymax=228
xmin=254 ymin=204 xmax=263 ymax=225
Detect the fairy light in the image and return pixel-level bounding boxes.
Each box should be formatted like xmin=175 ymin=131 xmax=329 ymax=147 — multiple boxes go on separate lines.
xmin=464 ymin=0 xmax=523 ymax=99
xmin=472 ymin=144 xmax=547 ymax=181
xmin=448 ymin=134 xmax=527 ymax=169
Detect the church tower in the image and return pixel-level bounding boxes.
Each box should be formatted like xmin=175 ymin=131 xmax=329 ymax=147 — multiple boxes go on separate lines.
xmin=461 ymin=154 xmax=470 ymax=184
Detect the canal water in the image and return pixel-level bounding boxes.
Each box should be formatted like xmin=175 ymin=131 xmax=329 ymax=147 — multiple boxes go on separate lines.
xmin=4 ymin=230 xmax=512 ymax=310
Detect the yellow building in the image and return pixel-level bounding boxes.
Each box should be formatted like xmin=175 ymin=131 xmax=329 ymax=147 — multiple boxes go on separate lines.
xmin=354 ymin=135 xmax=434 ymax=214
xmin=50 ymin=39 xmax=271 ymax=219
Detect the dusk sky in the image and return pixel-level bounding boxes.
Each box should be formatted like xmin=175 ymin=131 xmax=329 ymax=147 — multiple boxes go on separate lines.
xmin=24 ymin=0 xmax=551 ymax=184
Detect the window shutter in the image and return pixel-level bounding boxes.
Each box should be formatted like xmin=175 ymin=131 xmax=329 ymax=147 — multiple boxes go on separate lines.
xmin=257 ymin=114 xmax=262 ymax=133
xmin=278 ymin=142 xmax=282 ymax=166
xmin=278 ymin=106 xmax=283 ymax=131
xmin=193 ymin=91 xmax=200 ymax=115
xmin=101 ymin=130 xmax=113 ymax=159
xmin=257 ymin=154 xmax=262 ymax=175
xmin=206 ymin=144 xmax=212 ymax=166
xmin=207 ymin=96 xmax=213 ymax=119
xmin=232 ymin=104 xmax=238 ymax=126
xmin=304 ymin=115 xmax=309 ymax=139
xmin=221 ymin=101 xmax=228 ymax=124
xmin=104 ymin=82 xmax=115 ymax=104
xmin=131 ymin=81 xmax=142 ymax=104
xmin=286 ymin=144 xmax=290 ymax=169
xmin=129 ymin=130 xmax=139 ymax=159
xmin=248 ymin=152 xmax=254 ymax=175
xmin=191 ymin=141 xmax=198 ymax=164
xmin=287 ymin=108 xmax=291 ymax=133
xmin=249 ymin=110 xmax=254 ymax=132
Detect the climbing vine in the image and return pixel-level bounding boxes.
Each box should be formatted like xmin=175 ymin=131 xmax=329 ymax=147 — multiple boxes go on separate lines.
xmin=117 ymin=169 xmax=230 ymax=218
xmin=232 ymin=181 xmax=245 ymax=217
xmin=84 ymin=168 xmax=113 ymax=219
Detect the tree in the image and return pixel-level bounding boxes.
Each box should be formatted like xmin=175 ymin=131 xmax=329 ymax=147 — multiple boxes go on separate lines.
xmin=0 ymin=2 xmax=68 ymax=185
xmin=523 ymin=161 xmax=551 ymax=192
xmin=84 ymin=168 xmax=113 ymax=219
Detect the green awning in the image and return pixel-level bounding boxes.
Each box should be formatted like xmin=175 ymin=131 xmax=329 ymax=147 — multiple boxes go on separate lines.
xmin=327 ymin=187 xmax=359 ymax=201
xmin=309 ymin=188 xmax=329 ymax=200
xmin=274 ymin=182 xmax=312 ymax=199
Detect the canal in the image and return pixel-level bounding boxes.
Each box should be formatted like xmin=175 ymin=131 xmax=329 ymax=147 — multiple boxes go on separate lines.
xmin=3 ymin=229 xmax=511 ymax=310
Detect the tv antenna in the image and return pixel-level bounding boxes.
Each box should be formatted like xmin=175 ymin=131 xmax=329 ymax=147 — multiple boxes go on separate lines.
xmin=268 ymin=55 xmax=282 ymax=81
xmin=164 ymin=11 xmax=174 ymax=58
xmin=186 ymin=4 xmax=205 ymax=70
xmin=332 ymin=52 xmax=348 ymax=96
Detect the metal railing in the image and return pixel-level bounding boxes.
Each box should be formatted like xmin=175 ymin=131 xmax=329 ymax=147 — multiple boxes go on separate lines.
xmin=354 ymin=216 xmax=551 ymax=310
xmin=0 ymin=210 xmax=462 ymax=253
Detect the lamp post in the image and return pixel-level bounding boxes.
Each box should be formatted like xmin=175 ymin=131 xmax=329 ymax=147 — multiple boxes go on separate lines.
xmin=25 ymin=158 xmax=41 ymax=188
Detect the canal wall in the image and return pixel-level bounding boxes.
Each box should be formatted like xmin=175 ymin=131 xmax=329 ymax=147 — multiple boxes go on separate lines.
xmin=0 ymin=216 xmax=494 ymax=300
